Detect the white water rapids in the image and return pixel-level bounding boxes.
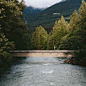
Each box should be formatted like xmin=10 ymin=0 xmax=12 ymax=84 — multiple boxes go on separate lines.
xmin=0 ymin=57 xmax=86 ymax=86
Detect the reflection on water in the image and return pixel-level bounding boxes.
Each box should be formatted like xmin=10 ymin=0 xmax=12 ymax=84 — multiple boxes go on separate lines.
xmin=0 ymin=57 xmax=86 ymax=86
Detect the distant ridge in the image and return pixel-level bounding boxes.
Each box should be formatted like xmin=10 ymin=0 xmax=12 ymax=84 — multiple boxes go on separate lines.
xmin=23 ymin=6 xmax=44 ymax=23
xmin=24 ymin=0 xmax=86 ymax=31
xmin=38 ymin=0 xmax=82 ymax=16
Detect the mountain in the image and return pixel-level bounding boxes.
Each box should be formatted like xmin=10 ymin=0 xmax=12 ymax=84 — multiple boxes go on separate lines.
xmin=25 ymin=0 xmax=86 ymax=32
xmin=23 ymin=6 xmax=44 ymax=23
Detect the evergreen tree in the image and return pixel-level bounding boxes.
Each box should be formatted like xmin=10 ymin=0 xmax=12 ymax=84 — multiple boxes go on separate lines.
xmin=0 ymin=0 xmax=15 ymax=74
xmin=47 ymin=31 xmax=54 ymax=50
xmin=79 ymin=0 xmax=86 ymax=17
xmin=59 ymin=0 xmax=86 ymax=62
xmin=0 ymin=0 xmax=27 ymax=49
xmin=76 ymin=0 xmax=86 ymax=59
xmin=53 ymin=21 xmax=58 ymax=32
xmin=78 ymin=0 xmax=86 ymax=29
xmin=31 ymin=26 xmax=48 ymax=50
xmin=68 ymin=10 xmax=80 ymax=32
xmin=53 ymin=16 xmax=68 ymax=32
xmin=49 ymin=16 xmax=67 ymax=49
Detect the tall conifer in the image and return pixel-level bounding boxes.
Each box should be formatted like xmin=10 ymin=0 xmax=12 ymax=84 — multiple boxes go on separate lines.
xmin=68 ymin=10 xmax=80 ymax=32
xmin=31 ymin=26 xmax=47 ymax=50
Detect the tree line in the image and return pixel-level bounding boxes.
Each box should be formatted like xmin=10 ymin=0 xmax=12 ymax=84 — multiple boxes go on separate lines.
xmin=30 ymin=0 xmax=86 ymax=50
xmin=0 ymin=0 xmax=27 ymax=76
xmin=29 ymin=0 xmax=86 ymax=63
xmin=0 ymin=0 xmax=86 ymax=75
xmin=27 ymin=0 xmax=83 ymax=31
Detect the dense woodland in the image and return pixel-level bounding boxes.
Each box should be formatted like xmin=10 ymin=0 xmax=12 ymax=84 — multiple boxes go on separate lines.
xmin=0 ymin=0 xmax=86 ymax=76
xmin=26 ymin=0 xmax=86 ymax=31
xmin=23 ymin=6 xmax=43 ymax=24
xmin=0 ymin=0 xmax=27 ymax=76
xmin=26 ymin=0 xmax=86 ymax=65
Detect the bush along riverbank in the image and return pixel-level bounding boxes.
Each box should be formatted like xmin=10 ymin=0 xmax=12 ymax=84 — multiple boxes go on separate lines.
xmin=64 ymin=57 xmax=86 ymax=67
xmin=0 ymin=57 xmax=22 ymax=78
xmin=0 ymin=58 xmax=12 ymax=77
xmin=0 ymin=57 xmax=26 ymax=78
xmin=58 ymin=0 xmax=86 ymax=67
xmin=0 ymin=0 xmax=27 ymax=78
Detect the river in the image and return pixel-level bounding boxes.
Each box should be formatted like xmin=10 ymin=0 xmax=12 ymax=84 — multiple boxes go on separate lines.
xmin=0 ymin=57 xmax=86 ymax=86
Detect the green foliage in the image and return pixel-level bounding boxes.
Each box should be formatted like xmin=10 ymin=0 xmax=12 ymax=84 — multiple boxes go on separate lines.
xmin=26 ymin=0 xmax=85 ymax=31
xmin=47 ymin=31 xmax=54 ymax=50
xmin=47 ymin=16 xmax=67 ymax=49
xmin=23 ymin=6 xmax=43 ymax=23
xmin=0 ymin=0 xmax=86 ymax=74
xmin=31 ymin=26 xmax=48 ymax=50
xmin=59 ymin=28 xmax=81 ymax=49
xmin=0 ymin=0 xmax=27 ymax=50
xmin=79 ymin=0 xmax=86 ymax=17
xmin=0 ymin=0 xmax=27 ymax=76
xmin=67 ymin=10 xmax=80 ymax=32
xmin=0 ymin=32 xmax=14 ymax=75
xmin=59 ymin=0 xmax=86 ymax=61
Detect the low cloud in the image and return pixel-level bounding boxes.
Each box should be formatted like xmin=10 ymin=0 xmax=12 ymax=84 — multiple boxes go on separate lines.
xmin=18 ymin=0 xmax=61 ymax=8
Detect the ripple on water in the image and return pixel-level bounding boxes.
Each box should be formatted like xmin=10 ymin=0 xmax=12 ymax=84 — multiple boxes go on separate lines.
xmin=50 ymin=82 xmax=56 ymax=86
xmin=0 ymin=57 xmax=86 ymax=86
xmin=43 ymin=63 xmax=53 ymax=66
xmin=41 ymin=70 xmax=54 ymax=74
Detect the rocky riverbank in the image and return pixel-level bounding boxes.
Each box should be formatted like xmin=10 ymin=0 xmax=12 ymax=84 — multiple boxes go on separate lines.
xmin=64 ymin=58 xmax=86 ymax=66
xmin=0 ymin=57 xmax=21 ymax=78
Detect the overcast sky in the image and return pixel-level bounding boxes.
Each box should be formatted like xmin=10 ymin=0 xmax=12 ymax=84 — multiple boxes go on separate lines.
xmin=18 ymin=0 xmax=62 ymax=8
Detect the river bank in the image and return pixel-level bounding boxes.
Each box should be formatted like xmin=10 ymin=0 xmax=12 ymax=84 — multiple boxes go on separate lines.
xmin=0 ymin=57 xmax=22 ymax=78
xmin=64 ymin=57 xmax=86 ymax=67
xmin=0 ymin=56 xmax=86 ymax=78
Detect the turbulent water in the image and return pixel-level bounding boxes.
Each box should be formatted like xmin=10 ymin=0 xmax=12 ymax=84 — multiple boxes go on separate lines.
xmin=0 ymin=57 xmax=86 ymax=86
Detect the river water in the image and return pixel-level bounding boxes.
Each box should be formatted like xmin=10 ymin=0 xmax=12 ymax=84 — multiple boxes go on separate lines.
xmin=0 ymin=57 xmax=86 ymax=86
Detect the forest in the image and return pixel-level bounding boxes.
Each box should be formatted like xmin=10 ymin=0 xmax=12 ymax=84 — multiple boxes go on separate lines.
xmin=0 ymin=0 xmax=86 ymax=76
xmin=26 ymin=0 xmax=86 ymax=31
xmin=0 ymin=0 xmax=27 ymax=76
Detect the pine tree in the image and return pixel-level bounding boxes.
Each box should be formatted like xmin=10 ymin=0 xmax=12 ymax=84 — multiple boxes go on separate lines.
xmin=79 ymin=0 xmax=86 ymax=17
xmin=0 ymin=0 xmax=27 ymax=49
xmin=68 ymin=10 xmax=80 ymax=32
xmin=53 ymin=21 xmax=58 ymax=32
xmin=78 ymin=0 xmax=86 ymax=29
xmin=51 ymin=16 xmax=67 ymax=49
xmin=59 ymin=0 xmax=86 ymax=61
xmin=0 ymin=0 xmax=15 ymax=74
xmin=31 ymin=26 xmax=48 ymax=50
xmin=47 ymin=31 xmax=54 ymax=50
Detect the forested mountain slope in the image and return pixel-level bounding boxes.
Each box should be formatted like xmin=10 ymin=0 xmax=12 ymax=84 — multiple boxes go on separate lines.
xmin=26 ymin=0 xmax=86 ymax=31
xmin=39 ymin=0 xmax=82 ymax=16
xmin=23 ymin=6 xmax=44 ymax=23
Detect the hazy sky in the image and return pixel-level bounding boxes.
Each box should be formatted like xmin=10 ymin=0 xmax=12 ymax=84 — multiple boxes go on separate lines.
xmin=18 ymin=0 xmax=62 ymax=8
